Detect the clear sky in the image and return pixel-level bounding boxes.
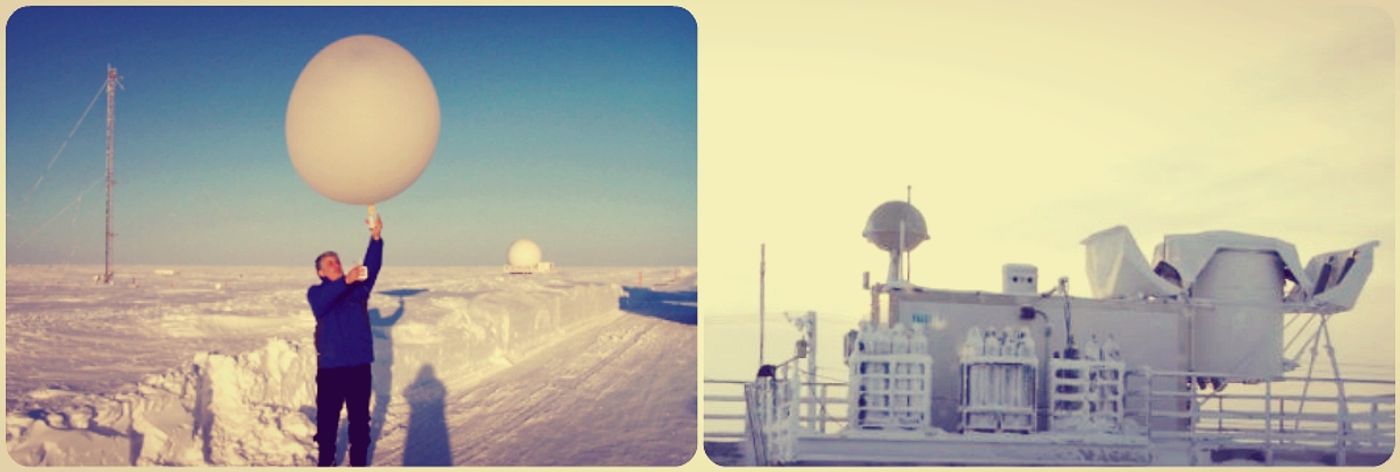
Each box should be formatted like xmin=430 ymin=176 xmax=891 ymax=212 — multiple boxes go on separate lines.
xmin=6 ymin=6 xmax=696 ymax=267
xmin=692 ymin=1 xmax=1394 ymax=368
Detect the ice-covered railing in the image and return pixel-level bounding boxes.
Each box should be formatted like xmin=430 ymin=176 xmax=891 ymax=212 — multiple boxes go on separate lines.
xmin=704 ymin=379 xmax=849 ymax=444
xmin=743 ymin=375 xmax=799 ymax=465
xmin=1132 ymin=369 xmax=1395 ymax=465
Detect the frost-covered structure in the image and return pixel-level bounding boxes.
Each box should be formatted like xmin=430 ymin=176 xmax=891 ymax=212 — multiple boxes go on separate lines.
xmin=738 ymin=201 xmax=1389 ymax=466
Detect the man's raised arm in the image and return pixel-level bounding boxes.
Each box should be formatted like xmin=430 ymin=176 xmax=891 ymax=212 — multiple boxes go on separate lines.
xmin=363 ymin=213 xmax=384 ymax=289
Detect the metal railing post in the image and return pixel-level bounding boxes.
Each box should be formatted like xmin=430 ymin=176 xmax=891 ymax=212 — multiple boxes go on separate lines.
xmin=1143 ymin=368 xmax=1153 ymax=438
xmin=1218 ymin=396 xmax=1224 ymax=432
xmin=819 ymin=384 xmax=829 ymax=434
xmin=1371 ymin=401 xmax=1379 ymax=448
xmin=1265 ymin=379 xmax=1274 ymax=465
xmin=1189 ymin=375 xmax=1198 ymax=466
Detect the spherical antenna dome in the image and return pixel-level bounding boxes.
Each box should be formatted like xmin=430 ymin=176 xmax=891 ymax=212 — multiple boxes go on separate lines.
xmin=507 ymin=239 xmax=542 ymax=266
xmin=863 ymin=201 xmax=929 ymax=253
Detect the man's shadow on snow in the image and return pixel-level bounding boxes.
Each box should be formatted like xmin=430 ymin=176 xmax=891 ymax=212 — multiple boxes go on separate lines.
xmin=402 ymin=364 xmax=451 ymax=466
xmin=618 ymin=286 xmax=697 ymax=325
xmin=364 ymin=288 xmax=427 ymax=464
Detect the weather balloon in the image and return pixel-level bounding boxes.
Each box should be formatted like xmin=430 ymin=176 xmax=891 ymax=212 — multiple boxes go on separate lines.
xmin=286 ymin=34 xmax=440 ymax=206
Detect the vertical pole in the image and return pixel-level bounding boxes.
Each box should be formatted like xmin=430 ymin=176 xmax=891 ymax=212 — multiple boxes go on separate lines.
xmin=806 ymin=312 xmax=818 ymax=431
xmin=1217 ymin=396 xmax=1223 ymax=431
xmin=1265 ymin=379 xmax=1274 ymax=464
xmin=1320 ymin=317 xmax=1349 ymax=465
xmin=1060 ymin=278 xmax=1073 ymax=354
xmin=760 ymin=243 xmax=766 ymax=367
xmin=1189 ymin=375 xmax=1198 ymax=466
xmin=897 ymin=219 xmax=905 ymax=285
xmin=905 ymin=185 xmax=911 ymax=282
xmin=1295 ymin=323 xmax=1325 ymax=430
xmin=1143 ymin=368 xmax=1153 ymax=438
xmin=1370 ymin=402 xmax=1379 ymax=448
xmin=103 ymin=65 xmax=116 ymax=284
xmin=870 ymin=285 xmax=881 ymax=326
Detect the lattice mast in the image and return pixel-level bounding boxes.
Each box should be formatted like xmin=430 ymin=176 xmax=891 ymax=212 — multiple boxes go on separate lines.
xmin=102 ymin=65 xmax=116 ymax=284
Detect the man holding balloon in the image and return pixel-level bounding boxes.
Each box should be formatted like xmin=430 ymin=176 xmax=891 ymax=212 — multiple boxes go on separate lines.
xmin=288 ymin=33 xmax=439 ymax=466
xmin=307 ymin=213 xmax=383 ymax=466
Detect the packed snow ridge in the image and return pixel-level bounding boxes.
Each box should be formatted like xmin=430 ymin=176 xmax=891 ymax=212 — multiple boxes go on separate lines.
xmin=6 ymin=274 xmax=624 ymax=466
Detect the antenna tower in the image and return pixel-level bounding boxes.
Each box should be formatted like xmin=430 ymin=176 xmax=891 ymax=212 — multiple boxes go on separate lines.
xmin=101 ymin=65 xmax=117 ymax=284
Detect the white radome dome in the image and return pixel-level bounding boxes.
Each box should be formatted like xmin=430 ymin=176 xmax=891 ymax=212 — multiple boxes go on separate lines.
xmin=508 ymin=239 xmax=542 ymax=267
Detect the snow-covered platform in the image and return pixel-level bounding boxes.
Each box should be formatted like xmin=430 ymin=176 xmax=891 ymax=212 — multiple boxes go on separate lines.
xmin=793 ymin=431 xmax=1152 ymax=466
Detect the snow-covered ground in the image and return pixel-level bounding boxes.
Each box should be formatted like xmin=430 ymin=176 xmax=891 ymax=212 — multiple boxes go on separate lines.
xmin=5 ymin=265 xmax=696 ymax=466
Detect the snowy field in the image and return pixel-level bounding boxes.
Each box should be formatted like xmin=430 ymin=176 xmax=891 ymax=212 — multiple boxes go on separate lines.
xmin=5 ymin=265 xmax=697 ymax=466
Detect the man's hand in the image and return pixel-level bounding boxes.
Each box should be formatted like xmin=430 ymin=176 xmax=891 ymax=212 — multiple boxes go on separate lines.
xmin=369 ymin=213 xmax=383 ymax=241
xmin=346 ymin=265 xmax=367 ymax=284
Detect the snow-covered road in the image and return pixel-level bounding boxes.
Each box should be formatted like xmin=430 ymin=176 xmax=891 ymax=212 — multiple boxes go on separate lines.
xmin=370 ymin=310 xmax=696 ymax=466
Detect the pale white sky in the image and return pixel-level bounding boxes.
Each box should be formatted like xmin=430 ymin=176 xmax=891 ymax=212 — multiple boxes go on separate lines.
xmin=697 ymin=1 xmax=1394 ymax=368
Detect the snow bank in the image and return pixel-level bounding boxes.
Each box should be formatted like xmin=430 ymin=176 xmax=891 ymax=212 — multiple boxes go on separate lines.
xmin=656 ymin=269 xmax=698 ymax=292
xmin=6 ymin=338 xmax=319 ymax=466
xmin=6 ymin=279 xmax=623 ymax=466
xmin=383 ymin=280 xmax=625 ymax=394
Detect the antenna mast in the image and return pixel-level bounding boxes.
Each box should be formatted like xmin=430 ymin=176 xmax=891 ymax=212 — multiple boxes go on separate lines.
xmin=759 ymin=243 xmax=766 ymax=367
xmin=102 ymin=65 xmax=117 ymax=284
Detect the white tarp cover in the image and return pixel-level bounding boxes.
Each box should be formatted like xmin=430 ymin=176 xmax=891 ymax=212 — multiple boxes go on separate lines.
xmin=1081 ymin=226 xmax=1183 ymax=299
xmin=1151 ymin=230 xmax=1311 ymax=298
xmin=1297 ymin=240 xmax=1380 ymax=312
xmin=1080 ymin=227 xmax=1378 ymax=312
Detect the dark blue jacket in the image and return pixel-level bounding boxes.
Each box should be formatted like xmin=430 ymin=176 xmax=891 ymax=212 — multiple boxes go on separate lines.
xmin=308 ymin=238 xmax=383 ymax=369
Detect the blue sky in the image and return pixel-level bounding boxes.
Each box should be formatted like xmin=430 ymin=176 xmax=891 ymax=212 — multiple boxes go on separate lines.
xmin=691 ymin=2 xmax=1393 ymax=371
xmin=6 ymin=6 xmax=696 ymax=267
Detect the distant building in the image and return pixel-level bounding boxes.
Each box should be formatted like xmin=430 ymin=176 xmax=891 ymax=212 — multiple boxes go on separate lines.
xmin=504 ymin=239 xmax=553 ymax=274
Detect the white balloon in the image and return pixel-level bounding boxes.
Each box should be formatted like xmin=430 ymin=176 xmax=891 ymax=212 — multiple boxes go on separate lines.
xmin=507 ymin=239 xmax=542 ymax=267
xmin=286 ymin=34 xmax=440 ymax=205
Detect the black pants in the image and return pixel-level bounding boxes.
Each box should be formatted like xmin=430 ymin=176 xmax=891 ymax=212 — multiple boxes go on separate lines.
xmin=316 ymin=364 xmax=372 ymax=466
